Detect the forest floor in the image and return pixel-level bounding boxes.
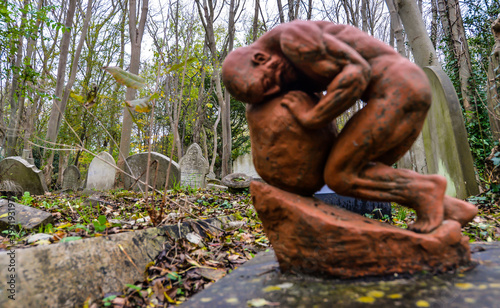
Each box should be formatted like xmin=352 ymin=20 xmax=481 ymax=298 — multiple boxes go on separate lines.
xmin=1 ymin=187 xmax=499 ymax=307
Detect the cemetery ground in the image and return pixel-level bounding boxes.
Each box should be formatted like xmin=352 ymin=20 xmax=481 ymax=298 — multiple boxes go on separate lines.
xmin=1 ymin=187 xmax=499 ymax=307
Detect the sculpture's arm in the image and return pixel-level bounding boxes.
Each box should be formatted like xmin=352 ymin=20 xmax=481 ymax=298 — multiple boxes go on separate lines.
xmin=280 ymin=24 xmax=372 ymax=129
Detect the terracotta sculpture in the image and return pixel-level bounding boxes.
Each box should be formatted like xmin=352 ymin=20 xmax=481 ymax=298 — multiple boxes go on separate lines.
xmin=222 ymin=20 xmax=476 ymax=277
xmin=222 ymin=20 xmax=476 ymax=233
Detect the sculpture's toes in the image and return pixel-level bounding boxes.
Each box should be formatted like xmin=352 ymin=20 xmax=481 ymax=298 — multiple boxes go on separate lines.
xmin=444 ymin=196 xmax=478 ymax=227
xmin=408 ymin=217 xmax=442 ymax=234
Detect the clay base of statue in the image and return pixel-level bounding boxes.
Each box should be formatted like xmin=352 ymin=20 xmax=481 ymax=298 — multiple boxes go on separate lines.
xmin=251 ymin=181 xmax=471 ymax=278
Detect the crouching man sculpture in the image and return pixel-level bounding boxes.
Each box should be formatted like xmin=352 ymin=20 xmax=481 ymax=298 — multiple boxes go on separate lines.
xmin=222 ymin=20 xmax=477 ymax=277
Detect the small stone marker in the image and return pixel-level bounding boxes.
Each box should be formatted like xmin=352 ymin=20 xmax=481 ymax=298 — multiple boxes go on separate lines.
xmin=179 ymin=143 xmax=209 ymax=188
xmin=62 ymin=165 xmax=81 ymax=191
xmin=0 ymin=199 xmax=54 ymax=232
xmin=314 ymin=185 xmax=391 ymax=218
xmin=124 ymin=152 xmax=180 ymax=191
xmin=0 ymin=156 xmax=48 ymax=195
xmin=86 ymin=152 xmax=116 ymax=191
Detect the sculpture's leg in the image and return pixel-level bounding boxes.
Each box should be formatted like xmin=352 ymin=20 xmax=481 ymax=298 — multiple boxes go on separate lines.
xmin=324 ymin=86 xmax=448 ymax=232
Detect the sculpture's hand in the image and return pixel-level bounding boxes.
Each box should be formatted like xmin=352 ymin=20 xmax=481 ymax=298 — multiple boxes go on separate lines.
xmin=281 ymin=91 xmax=316 ymax=128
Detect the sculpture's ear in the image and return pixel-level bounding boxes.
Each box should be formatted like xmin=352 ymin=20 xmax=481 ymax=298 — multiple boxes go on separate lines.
xmin=252 ymin=51 xmax=271 ymax=65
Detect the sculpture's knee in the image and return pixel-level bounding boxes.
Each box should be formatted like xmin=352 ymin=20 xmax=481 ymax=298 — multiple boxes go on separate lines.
xmin=325 ymin=172 xmax=355 ymax=196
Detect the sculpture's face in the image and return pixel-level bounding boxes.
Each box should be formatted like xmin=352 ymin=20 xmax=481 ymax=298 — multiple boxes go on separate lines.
xmin=222 ymin=47 xmax=283 ymax=104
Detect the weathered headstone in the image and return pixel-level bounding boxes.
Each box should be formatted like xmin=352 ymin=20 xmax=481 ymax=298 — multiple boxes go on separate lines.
xmin=124 ymin=152 xmax=180 ymax=191
xmin=0 ymin=199 xmax=53 ymax=231
xmin=232 ymin=152 xmax=260 ymax=179
xmin=421 ymin=66 xmax=479 ymax=199
xmin=314 ymin=185 xmax=391 ymax=218
xmin=86 ymin=152 xmax=116 ymax=191
xmin=62 ymin=165 xmax=81 ymax=191
xmin=0 ymin=157 xmax=48 ymax=195
xmin=179 ymin=144 xmax=209 ymax=188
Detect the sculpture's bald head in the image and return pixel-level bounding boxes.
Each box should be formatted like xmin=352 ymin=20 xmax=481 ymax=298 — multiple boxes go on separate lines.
xmin=222 ymin=46 xmax=284 ymax=104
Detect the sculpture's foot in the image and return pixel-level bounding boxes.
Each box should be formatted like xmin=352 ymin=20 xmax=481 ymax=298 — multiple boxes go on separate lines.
xmin=444 ymin=196 xmax=478 ymax=227
xmin=251 ymin=181 xmax=471 ymax=278
xmin=408 ymin=175 xmax=446 ymax=234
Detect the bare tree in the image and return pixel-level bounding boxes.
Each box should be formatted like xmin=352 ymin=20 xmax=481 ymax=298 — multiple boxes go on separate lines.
xmin=117 ymin=0 xmax=148 ymax=184
xmin=487 ymin=15 xmax=500 ymax=140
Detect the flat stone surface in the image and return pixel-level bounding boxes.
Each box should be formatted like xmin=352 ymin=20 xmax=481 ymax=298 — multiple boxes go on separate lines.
xmin=86 ymin=152 xmax=116 ymax=191
xmin=0 ymin=157 xmax=48 ymax=195
xmin=183 ymin=242 xmax=500 ymax=308
xmin=124 ymin=152 xmax=180 ymax=191
xmin=0 ymin=199 xmax=53 ymax=232
xmin=0 ymin=216 xmax=233 ymax=307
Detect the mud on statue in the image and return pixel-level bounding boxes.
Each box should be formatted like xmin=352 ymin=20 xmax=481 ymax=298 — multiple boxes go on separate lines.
xmin=222 ymin=20 xmax=477 ymax=234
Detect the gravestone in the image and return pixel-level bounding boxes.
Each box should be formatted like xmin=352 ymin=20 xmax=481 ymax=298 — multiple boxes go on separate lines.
xmin=124 ymin=152 xmax=180 ymax=191
xmin=314 ymin=185 xmax=391 ymax=218
xmin=421 ymin=66 xmax=479 ymax=199
xmin=0 ymin=157 xmax=48 ymax=195
xmin=62 ymin=165 xmax=81 ymax=191
xmin=86 ymin=152 xmax=116 ymax=191
xmin=0 ymin=199 xmax=53 ymax=231
xmin=232 ymin=152 xmax=260 ymax=179
xmin=179 ymin=144 xmax=209 ymax=188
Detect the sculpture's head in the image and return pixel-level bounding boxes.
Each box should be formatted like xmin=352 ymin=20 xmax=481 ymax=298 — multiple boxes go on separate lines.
xmin=222 ymin=46 xmax=285 ymax=104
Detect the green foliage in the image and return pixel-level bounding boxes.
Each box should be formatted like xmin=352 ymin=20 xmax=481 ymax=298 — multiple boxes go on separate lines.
xmin=439 ymin=1 xmax=500 ymax=177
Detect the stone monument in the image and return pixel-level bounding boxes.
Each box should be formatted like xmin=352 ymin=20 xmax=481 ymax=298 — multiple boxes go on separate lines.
xmin=86 ymin=152 xmax=116 ymax=191
xmin=222 ymin=20 xmax=477 ymax=277
xmin=62 ymin=165 xmax=81 ymax=191
xmin=124 ymin=152 xmax=180 ymax=191
xmin=179 ymin=143 xmax=209 ymax=189
xmin=0 ymin=156 xmax=48 ymax=195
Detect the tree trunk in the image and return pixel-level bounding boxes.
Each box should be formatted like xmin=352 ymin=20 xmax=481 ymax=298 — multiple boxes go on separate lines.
xmin=5 ymin=0 xmax=30 ymax=157
xmin=117 ymin=0 xmax=148 ymax=184
xmin=252 ymin=0 xmax=259 ymax=41
xmin=43 ymin=0 xmax=77 ymax=182
xmin=276 ymin=0 xmax=285 ymax=23
xmin=395 ymin=0 xmax=439 ymax=67
xmin=385 ymin=0 xmax=406 ymax=56
xmin=437 ymin=0 xmax=474 ymax=112
xmin=487 ymin=15 xmax=500 ymax=140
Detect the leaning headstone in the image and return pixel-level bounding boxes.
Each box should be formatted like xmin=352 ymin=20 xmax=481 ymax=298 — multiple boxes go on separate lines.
xmin=179 ymin=144 xmax=209 ymax=188
xmin=314 ymin=185 xmax=391 ymax=218
xmin=62 ymin=165 xmax=81 ymax=191
xmin=86 ymin=152 xmax=116 ymax=191
xmin=421 ymin=66 xmax=479 ymax=199
xmin=124 ymin=152 xmax=180 ymax=191
xmin=0 ymin=199 xmax=54 ymax=232
xmin=0 ymin=157 xmax=48 ymax=195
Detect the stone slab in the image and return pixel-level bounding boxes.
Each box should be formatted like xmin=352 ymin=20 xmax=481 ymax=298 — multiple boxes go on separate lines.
xmin=314 ymin=190 xmax=391 ymax=219
xmin=0 ymin=157 xmax=48 ymax=195
xmin=0 ymin=216 xmax=234 ymax=307
xmin=0 ymin=199 xmax=53 ymax=232
xmin=183 ymin=242 xmax=500 ymax=308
